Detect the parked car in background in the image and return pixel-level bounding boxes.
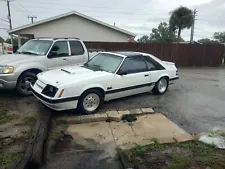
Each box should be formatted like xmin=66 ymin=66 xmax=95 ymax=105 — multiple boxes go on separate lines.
xmin=31 ymin=52 xmax=179 ymax=114
xmin=0 ymin=42 xmax=13 ymax=55
xmin=0 ymin=38 xmax=99 ymax=95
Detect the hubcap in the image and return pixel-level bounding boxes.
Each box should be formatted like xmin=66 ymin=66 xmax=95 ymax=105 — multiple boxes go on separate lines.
xmin=158 ymin=78 xmax=167 ymax=93
xmin=83 ymin=93 xmax=100 ymax=112
xmin=19 ymin=77 xmax=33 ymax=94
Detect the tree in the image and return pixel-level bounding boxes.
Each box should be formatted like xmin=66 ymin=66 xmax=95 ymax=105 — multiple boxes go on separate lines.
xmin=137 ymin=35 xmax=150 ymax=43
xmin=169 ymin=6 xmax=194 ymax=41
xmin=0 ymin=37 xmax=4 ymax=43
xmin=197 ymin=38 xmax=219 ymax=44
xmin=149 ymin=22 xmax=176 ymax=43
xmin=213 ymin=32 xmax=225 ymax=43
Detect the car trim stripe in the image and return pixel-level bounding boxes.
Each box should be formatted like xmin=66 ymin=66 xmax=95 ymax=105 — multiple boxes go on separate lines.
xmin=31 ymin=87 xmax=79 ymax=104
xmin=105 ymin=82 xmax=153 ymax=94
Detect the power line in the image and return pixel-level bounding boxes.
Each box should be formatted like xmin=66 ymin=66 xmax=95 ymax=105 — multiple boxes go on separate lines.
xmin=10 ymin=3 xmax=28 ymax=17
xmin=19 ymin=0 xmax=170 ymax=12
xmin=195 ymin=27 xmax=214 ymax=34
xmin=14 ymin=0 xmax=32 ymax=15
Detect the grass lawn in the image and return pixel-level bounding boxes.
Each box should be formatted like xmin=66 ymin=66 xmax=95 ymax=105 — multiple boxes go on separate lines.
xmin=119 ymin=140 xmax=225 ymax=169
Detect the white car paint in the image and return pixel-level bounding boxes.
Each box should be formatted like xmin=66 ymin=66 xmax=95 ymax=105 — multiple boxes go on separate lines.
xmin=31 ymin=52 xmax=179 ymax=111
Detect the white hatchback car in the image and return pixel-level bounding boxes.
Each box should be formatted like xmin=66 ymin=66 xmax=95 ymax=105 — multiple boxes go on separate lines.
xmin=31 ymin=52 xmax=179 ymax=114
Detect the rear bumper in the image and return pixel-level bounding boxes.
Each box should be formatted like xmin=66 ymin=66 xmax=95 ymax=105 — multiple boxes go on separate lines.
xmin=31 ymin=86 xmax=78 ymax=111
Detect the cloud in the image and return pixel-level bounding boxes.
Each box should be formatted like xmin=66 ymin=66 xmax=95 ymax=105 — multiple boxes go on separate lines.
xmin=0 ymin=0 xmax=224 ymax=41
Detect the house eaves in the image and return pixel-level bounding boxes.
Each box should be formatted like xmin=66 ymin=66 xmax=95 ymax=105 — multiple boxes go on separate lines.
xmin=9 ymin=11 xmax=136 ymax=37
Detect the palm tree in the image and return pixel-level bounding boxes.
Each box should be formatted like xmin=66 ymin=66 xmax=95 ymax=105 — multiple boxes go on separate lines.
xmin=169 ymin=6 xmax=194 ymax=41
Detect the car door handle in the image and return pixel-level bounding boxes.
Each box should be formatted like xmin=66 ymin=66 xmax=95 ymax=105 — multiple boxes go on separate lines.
xmin=63 ymin=58 xmax=67 ymax=60
xmin=144 ymin=74 xmax=149 ymax=77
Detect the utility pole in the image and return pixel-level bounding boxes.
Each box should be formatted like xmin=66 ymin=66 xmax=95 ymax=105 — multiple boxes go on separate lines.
xmin=190 ymin=9 xmax=197 ymax=44
xmin=1 ymin=0 xmax=14 ymax=47
xmin=28 ymin=16 xmax=37 ymax=23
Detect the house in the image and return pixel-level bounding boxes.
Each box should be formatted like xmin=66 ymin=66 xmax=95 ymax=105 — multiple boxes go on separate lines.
xmin=9 ymin=11 xmax=136 ymax=47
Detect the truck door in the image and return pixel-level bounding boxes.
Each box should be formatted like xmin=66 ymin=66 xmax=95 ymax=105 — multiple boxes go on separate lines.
xmin=43 ymin=41 xmax=71 ymax=69
xmin=68 ymin=41 xmax=87 ymax=66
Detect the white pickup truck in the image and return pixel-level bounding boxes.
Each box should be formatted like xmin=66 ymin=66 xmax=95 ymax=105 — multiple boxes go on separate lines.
xmin=0 ymin=38 xmax=99 ymax=95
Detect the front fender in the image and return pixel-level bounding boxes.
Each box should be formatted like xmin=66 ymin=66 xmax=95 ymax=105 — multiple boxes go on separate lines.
xmin=79 ymin=84 xmax=106 ymax=96
xmin=14 ymin=63 xmax=48 ymax=79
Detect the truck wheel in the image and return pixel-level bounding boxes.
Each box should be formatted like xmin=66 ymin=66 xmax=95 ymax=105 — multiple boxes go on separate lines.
xmin=78 ymin=89 xmax=103 ymax=114
xmin=16 ymin=72 xmax=37 ymax=96
xmin=152 ymin=77 xmax=169 ymax=95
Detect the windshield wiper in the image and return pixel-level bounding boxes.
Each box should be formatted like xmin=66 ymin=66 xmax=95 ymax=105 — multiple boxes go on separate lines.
xmin=18 ymin=51 xmax=39 ymax=56
xmin=92 ymin=64 xmax=104 ymax=71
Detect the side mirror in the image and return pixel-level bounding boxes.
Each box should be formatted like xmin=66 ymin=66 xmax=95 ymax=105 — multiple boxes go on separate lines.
xmin=117 ymin=70 xmax=127 ymax=76
xmin=48 ymin=51 xmax=58 ymax=58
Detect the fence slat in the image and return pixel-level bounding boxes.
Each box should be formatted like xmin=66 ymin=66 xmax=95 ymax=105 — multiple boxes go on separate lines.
xmin=84 ymin=42 xmax=224 ymax=67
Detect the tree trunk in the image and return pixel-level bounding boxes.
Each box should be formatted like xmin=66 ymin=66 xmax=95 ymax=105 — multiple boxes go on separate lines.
xmin=177 ymin=27 xmax=182 ymax=43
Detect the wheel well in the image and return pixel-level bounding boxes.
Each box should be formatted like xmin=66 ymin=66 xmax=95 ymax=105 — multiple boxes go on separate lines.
xmin=18 ymin=69 xmax=42 ymax=79
xmin=81 ymin=87 xmax=105 ymax=98
xmin=159 ymin=76 xmax=169 ymax=82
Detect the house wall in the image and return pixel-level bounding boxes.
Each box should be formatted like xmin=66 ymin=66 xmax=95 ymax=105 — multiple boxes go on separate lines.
xmin=14 ymin=15 xmax=132 ymax=42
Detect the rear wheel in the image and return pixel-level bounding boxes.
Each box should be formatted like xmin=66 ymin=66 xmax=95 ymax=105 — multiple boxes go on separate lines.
xmin=152 ymin=77 xmax=169 ymax=95
xmin=16 ymin=72 xmax=37 ymax=96
xmin=78 ymin=89 xmax=103 ymax=114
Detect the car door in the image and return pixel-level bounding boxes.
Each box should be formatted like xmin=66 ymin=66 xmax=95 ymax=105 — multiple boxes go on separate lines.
xmin=68 ymin=41 xmax=86 ymax=66
xmin=108 ymin=55 xmax=151 ymax=100
xmin=43 ymin=41 xmax=71 ymax=70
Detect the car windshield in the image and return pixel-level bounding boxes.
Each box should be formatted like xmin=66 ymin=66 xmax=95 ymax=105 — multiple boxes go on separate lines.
xmin=84 ymin=53 xmax=123 ymax=73
xmin=17 ymin=40 xmax=53 ymax=56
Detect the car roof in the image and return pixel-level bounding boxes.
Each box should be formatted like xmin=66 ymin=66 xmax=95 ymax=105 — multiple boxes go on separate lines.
xmin=33 ymin=37 xmax=80 ymax=41
xmin=101 ymin=51 xmax=146 ymax=58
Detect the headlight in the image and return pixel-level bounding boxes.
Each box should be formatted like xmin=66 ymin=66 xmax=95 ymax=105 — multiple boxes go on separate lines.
xmin=0 ymin=66 xmax=14 ymax=74
xmin=42 ymin=84 xmax=58 ymax=97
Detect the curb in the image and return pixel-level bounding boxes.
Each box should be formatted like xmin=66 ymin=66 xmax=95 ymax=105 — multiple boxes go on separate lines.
xmin=58 ymin=108 xmax=155 ymax=124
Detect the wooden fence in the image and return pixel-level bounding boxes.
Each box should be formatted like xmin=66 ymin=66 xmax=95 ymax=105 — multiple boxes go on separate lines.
xmin=84 ymin=42 xmax=224 ymax=67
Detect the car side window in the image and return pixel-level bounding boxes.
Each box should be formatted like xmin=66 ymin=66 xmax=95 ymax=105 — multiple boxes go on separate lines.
xmin=145 ymin=57 xmax=156 ymax=71
xmin=145 ymin=56 xmax=165 ymax=71
xmin=119 ymin=56 xmax=148 ymax=74
xmin=69 ymin=41 xmax=85 ymax=55
xmin=50 ymin=41 xmax=69 ymax=57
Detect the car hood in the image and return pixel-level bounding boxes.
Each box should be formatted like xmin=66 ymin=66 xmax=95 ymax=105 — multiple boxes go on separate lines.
xmin=37 ymin=66 xmax=111 ymax=86
xmin=0 ymin=54 xmax=39 ymax=65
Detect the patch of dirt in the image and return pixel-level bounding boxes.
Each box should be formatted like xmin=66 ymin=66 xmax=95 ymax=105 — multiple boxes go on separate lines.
xmin=0 ymin=93 xmax=43 ymax=169
xmin=121 ymin=141 xmax=225 ymax=169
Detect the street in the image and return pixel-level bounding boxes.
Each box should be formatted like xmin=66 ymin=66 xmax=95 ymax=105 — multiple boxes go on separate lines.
xmin=100 ymin=68 xmax=225 ymax=134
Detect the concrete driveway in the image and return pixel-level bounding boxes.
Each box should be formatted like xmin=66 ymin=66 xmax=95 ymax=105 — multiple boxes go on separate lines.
xmin=100 ymin=68 xmax=225 ymax=134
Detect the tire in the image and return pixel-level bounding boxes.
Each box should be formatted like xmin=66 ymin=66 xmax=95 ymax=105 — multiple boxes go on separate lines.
xmin=152 ymin=77 xmax=169 ymax=95
xmin=16 ymin=72 xmax=37 ymax=96
xmin=78 ymin=89 xmax=103 ymax=114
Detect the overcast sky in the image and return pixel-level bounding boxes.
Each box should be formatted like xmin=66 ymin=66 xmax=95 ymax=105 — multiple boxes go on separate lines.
xmin=0 ymin=0 xmax=225 ymax=41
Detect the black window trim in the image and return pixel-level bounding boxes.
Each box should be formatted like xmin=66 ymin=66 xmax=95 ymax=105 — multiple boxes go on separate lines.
xmin=117 ymin=55 xmax=149 ymax=75
xmin=47 ymin=40 xmax=70 ymax=58
xmin=69 ymin=40 xmax=85 ymax=56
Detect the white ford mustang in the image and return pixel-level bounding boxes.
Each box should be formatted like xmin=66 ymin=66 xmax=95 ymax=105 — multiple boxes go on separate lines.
xmin=31 ymin=52 xmax=179 ymax=114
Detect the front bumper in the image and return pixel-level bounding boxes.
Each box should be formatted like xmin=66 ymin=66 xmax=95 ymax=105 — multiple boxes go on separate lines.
xmin=0 ymin=74 xmax=17 ymax=89
xmin=31 ymin=86 xmax=78 ymax=111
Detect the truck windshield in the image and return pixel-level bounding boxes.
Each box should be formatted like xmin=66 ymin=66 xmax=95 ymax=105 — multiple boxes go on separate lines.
xmin=84 ymin=53 xmax=123 ymax=73
xmin=17 ymin=40 xmax=53 ymax=56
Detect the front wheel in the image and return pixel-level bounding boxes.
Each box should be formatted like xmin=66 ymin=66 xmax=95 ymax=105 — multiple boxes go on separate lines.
xmin=16 ymin=72 xmax=37 ymax=96
xmin=152 ymin=77 xmax=169 ymax=95
xmin=78 ymin=89 xmax=103 ymax=114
